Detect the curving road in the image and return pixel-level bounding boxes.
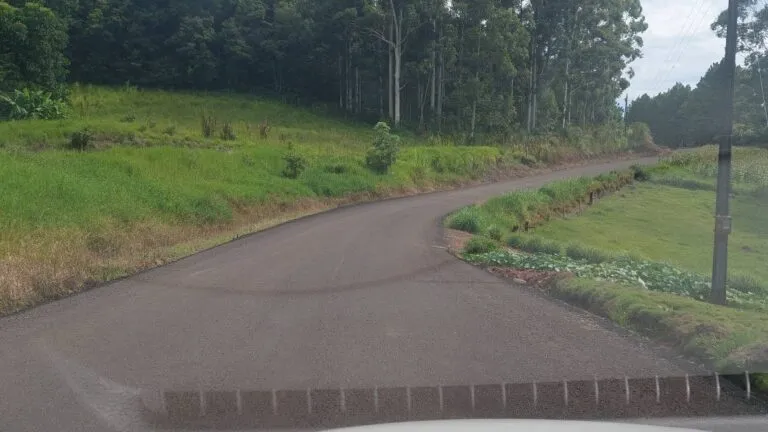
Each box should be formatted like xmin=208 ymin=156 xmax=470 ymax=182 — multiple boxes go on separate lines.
xmin=0 ymin=156 xmax=697 ymax=431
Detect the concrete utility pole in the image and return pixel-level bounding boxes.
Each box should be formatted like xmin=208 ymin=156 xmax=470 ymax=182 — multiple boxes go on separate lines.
xmin=710 ymin=0 xmax=738 ymax=305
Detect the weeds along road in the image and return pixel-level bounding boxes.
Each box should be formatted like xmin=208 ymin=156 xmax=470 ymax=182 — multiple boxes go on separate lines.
xmin=0 ymin=156 xmax=694 ymax=431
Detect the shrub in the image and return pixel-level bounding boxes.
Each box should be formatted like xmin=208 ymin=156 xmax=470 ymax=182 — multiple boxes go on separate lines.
xmin=728 ymin=273 xmax=768 ymax=295
xmin=69 ymin=128 xmax=92 ymax=151
xmin=201 ymin=112 xmax=217 ymax=138
xmin=324 ymin=163 xmax=349 ymax=174
xmin=506 ymin=234 xmax=526 ymax=249
xmin=281 ymin=144 xmax=307 ymax=179
xmin=120 ymin=113 xmax=136 ymax=123
xmin=520 ymin=154 xmax=538 ymax=167
xmin=630 ymin=164 xmax=650 ymax=181
xmin=628 ymin=122 xmax=658 ymax=151
xmin=566 ymin=244 xmax=612 ymax=264
xmin=447 ymin=206 xmax=485 ymax=234
xmin=487 ymin=225 xmax=503 ymax=241
xmin=464 ymin=236 xmax=498 ymax=255
xmin=366 ymin=122 xmax=400 ymax=173
xmin=520 ymin=237 xmax=544 ymax=254
xmin=431 ymin=156 xmax=445 ymax=173
xmin=163 ymin=125 xmax=177 ymax=136
xmin=518 ymin=237 xmax=560 ymax=255
xmin=539 ymin=239 xmax=562 ymax=255
xmin=221 ymin=121 xmax=236 ymax=141
xmin=0 ymin=89 xmax=68 ymax=120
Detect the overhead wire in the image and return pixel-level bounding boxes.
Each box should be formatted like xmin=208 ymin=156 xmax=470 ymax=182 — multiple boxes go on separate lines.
xmin=649 ymin=0 xmax=714 ymax=95
xmin=655 ymin=1 xmax=717 ymax=93
xmin=644 ymin=0 xmax=707 ymax=90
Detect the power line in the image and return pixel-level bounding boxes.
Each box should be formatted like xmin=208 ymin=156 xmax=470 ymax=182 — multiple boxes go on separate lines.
xmin=649 ymin=0 xmax=714 ymax=95
xmin=645 ymin=0 xmax=707 ymax=92
xmin=655 ymin=0 xmax=716 ymax=93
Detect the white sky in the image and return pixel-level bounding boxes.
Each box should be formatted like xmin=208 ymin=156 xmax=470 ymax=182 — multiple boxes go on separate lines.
xmin=624 ymin=0 xmax=729 ymax=102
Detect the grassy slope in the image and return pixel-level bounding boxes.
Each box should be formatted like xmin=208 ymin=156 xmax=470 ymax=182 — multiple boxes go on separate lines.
xmin=0 ymin=85 xmax=528 ymax=314
xmin=535 ymin=183 xmax=768 ymax=284
xmin=446 ymin=152 xmax=768 ymax=381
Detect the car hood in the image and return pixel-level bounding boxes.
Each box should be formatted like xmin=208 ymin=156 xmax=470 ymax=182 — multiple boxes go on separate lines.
xmin=328 ymin=420 xmax=699 ymax=432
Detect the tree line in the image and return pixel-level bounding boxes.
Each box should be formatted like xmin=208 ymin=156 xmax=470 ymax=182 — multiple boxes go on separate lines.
xmin=1 ymin=0 xmax=648 ymax=139
xmin=628 ymin=0 xmax=768 ymax=148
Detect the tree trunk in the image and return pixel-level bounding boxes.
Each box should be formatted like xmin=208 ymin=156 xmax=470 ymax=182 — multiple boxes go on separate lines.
xmin=527 ymin=43 xmax=535 ymax=132
xmin=338 ymin=55 xmax=343 ymax=109
xmin=470 ymin=42 xmax=480 ymax=140
xmin=430 ymin=18 xmax=437 ymax=113
xmin=379 ymin=72 xmax=384 ymax=118
xmin=388 ymin=21 xmax=394 ymax=121
xmin=355 ymin=66 xmax=361 ymax=114
xmin=392 ymin=4 xmax=403 ymax=127
xmin=346 ymin=42 xmax=352 ymax=112
xmin=437 ymin=41 xmax=444 ymax=133
xmin=562 ymin=60 xmax=569 ymax=130
xmin=531 ymin=52 xmax=538 ymax=131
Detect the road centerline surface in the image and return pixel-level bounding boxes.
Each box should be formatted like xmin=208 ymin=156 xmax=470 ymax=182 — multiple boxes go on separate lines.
xmin=1 ymin=156 xmax=703 ymax=431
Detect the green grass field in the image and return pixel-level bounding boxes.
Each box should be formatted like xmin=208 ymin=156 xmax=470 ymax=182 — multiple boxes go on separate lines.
xmin=0 ymin=85 xmax=529 ymax=314
xmin=536 ymin=183 xmax=768 ymax=284
xmin=448 ymin=147 xmax=768 ymax=376
xmin=0 ymin=84 xmax=650 ymax=314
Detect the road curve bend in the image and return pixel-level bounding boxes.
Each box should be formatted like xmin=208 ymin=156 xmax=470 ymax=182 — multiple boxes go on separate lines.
xmin=0 ymin=156 xmax=692 ymax=431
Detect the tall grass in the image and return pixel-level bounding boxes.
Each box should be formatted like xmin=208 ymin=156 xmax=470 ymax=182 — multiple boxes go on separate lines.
xmin=462 ymin=170 xmax=635 ymax=235
xmin=0 ymin=85 xmax=647 ymax=315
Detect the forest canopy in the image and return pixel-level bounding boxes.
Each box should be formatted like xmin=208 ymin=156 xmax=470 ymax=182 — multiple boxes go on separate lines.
xmin=1 ymin=0 xmax=648 ymax=138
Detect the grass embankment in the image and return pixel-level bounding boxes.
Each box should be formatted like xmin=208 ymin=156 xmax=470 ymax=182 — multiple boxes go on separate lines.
xmin=446 ymin=150 xmax=768 ymax=381
xmin=0 ymin=85 xmax=646 ymax=315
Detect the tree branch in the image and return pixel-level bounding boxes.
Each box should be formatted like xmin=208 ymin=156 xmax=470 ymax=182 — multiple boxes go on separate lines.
xmin=367 ymin=28 xmax=395 ymax=47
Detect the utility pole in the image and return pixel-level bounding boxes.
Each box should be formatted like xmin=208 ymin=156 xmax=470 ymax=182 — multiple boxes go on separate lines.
xmin=710 ymin=0 xmax=738 ymax=305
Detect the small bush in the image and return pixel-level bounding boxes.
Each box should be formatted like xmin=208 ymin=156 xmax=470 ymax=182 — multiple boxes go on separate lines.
xmin=324 ymin=163 xmax=349 ymax=174
xmin=520 ymin=237 xmax=544 ymax=254
xmin=729 ymin=273 xmax=768 ymax=295
xmin=431 ymin=156 xmax=445 ymax=173
xmin=630 ymin=164 xmax=650 ymax=181
xmin=69 ymin=128 xmax=92 ymax=151
xmin=566 ymin=244 xmax=612 ymax=264
xmin=507 ymin=234 xmax=526 ymax=249
xmin=221 ymin=121 xmax=237 ymax=141
xmin=628 ymin=122 xmax=659 ymax=152
xmin=487 ymin=225 xmax=503 ymax=241
xmin=120 ymin=113 xmax=136 ymax=123
xmin=539 ymin=239 xmax=562 ymax=255
xmin=201 ymin=112 xmax=217 ymax=138
xmin=520 ymin=154 xmax=538 ymax=167
xmin=464 ymin=236 xmax=498 ymax=255
xmin=447 ymin=206 xmax=485 ymax=234
xmin=518 ymin=237 xmax=560 ymax=255
xmin=366 ymin=122 xmax=400 ymax=173
xmin=163 ymin=125 xmax=177 ymax=136
xmin=281 ymin=144 xmax=307 ymax=179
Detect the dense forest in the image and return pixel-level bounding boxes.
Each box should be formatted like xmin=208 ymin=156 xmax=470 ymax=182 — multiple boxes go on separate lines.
xmin=628 ymin=0 xmax=768 ymax=148
xmin=1 ymin=0 xmax=648 ymax=139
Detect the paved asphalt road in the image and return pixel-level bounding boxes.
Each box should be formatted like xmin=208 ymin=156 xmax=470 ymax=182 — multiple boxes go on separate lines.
xmin=0 ymin=156 xmax=714 ymax=431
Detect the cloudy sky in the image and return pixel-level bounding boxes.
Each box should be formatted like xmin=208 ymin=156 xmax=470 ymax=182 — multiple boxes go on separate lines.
xmin=625 ymin=0 xmax=729 ymax=101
